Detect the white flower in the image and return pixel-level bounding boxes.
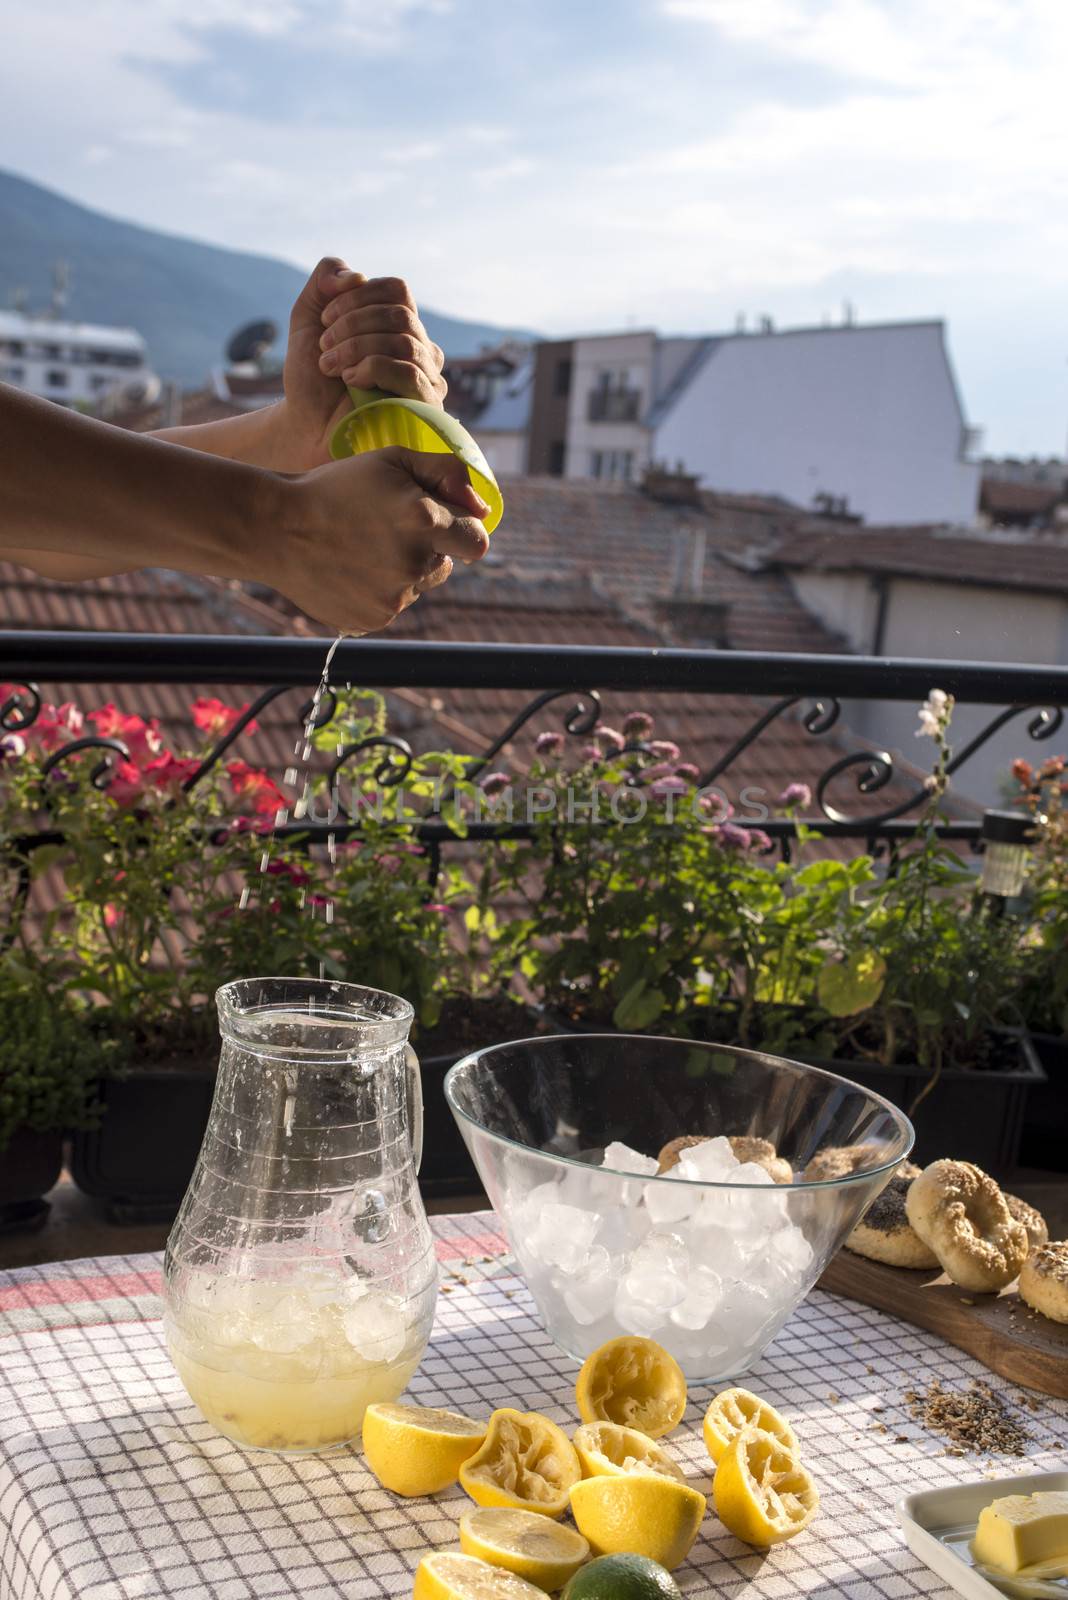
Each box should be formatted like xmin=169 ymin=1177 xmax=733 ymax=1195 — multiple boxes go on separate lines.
xmin=916 ymin=688 xmax=951 ymax=739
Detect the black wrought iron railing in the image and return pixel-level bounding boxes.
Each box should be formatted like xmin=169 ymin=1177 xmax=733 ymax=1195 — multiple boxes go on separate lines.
xmin=3 ymin=629 xmax=1067 ymax=862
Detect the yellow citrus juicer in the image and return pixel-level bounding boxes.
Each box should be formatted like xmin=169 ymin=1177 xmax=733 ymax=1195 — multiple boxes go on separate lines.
xmin=329 ymin=383 xmax=504 ymax=533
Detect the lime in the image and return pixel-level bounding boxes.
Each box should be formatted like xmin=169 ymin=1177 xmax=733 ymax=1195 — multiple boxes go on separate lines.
xmin=562 ymin=1554 xmax=682 ymax=1600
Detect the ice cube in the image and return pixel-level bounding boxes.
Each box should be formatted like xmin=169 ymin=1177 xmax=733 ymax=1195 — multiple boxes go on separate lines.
xmin=620 ymin=1231 xmax=689 ymax=1315
xmin=675 ymin=1136 xmax=737 ymax=1182
xmin=613 ymin=1281 xmax=670 ymax=1337
xmin=531 ymin=1202 xmax=602 ymax=1273
xmin=602 ymin=1142 xmax=659 ymax=1177
xmin=731 ymin=1160 xmax=774 ymax=1186
xmin=669 ymin=1264 xmax=724 ymax=1331
xmin=341 ymin=1290 xmax=408 ymax=1363
xmin=717 ymin=1279 xmax=774 ymax=1350
xmin=770 ymin=1223 xmax=814 ymax=1278
xmin=248 ymin=1288 xmax=318 ymax=1354
xmin=562 ymin=1247 xmax=617 ymax=1325
xmin=643 ymin=1172 xmax=699 ymax=1226
xmin=630 ymin=1230 xmax=690 ymax=1279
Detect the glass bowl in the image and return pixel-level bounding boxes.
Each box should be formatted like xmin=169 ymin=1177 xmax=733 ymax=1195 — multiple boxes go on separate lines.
xmin=445 ymin=1034 xmax=913 ymax=1382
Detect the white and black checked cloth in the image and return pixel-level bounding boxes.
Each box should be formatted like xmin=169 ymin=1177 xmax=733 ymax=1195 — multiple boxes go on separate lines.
xmin=1 ymin=1212 xmax=1066 ymax=1600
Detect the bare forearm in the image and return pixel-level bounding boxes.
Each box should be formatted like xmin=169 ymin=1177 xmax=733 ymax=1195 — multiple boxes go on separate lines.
xmin=148 ymin=402 xmax=298 ymax=470
xmin=0 ymin=383 xmax=272 ymax=581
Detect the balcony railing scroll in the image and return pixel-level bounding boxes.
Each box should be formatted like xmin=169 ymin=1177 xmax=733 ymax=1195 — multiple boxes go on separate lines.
xmin=3 ymin=630 xmax=1067 ymax=875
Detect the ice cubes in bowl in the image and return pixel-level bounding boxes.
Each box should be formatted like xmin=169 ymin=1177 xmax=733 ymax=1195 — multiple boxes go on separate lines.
xmin=445 ymin=1034 xmax=913 ymax=1381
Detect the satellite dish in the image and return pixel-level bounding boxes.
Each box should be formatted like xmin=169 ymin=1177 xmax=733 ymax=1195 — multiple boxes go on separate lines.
xmin=227 ymin=319 xmax=278 ymax=365
xmin=118 ymin=374 xmax=162 ymax=407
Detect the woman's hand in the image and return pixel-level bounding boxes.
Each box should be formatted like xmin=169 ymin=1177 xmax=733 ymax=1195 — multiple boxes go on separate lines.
xmin=269 ymin=448 xmax=489 ymax=634
xmin=277 ymin=259 xmax=447 ymax=471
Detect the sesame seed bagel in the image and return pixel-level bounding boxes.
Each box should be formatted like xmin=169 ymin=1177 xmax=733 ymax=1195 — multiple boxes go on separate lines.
xmin=1004 ymin=1192 xmax=1049 ymax=1251
xmin=906 ymin=1160 xmax=1029 ymax=1293
xmin=846 ymin=1169 xmax=938 ymax=1268
xmin=803 ymin=1143 xmax=891 ymax=1183
xmin=1019 ymin=1241 xmax=1068 ymax=1324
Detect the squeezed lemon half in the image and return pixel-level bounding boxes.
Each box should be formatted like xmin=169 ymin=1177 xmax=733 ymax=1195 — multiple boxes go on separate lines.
xmin=459 ymin=1408 xmax=583 ymax=1519
xmin=575 ymin=1338 xmax=687 ymax=1440
xmin=702 ymin=1388 xmax=798 ymax=1466
xmin=572 ymin=1421 xmax=685 ymax=1483
xmin=712 ymin=1428 xmax=819 ymax=1546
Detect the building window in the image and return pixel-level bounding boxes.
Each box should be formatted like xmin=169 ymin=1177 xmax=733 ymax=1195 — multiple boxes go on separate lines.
xmin=554 ymin=359 xmax=572 ymax=397
xmin=1 ymin=365 xmax=25 ymax=382
xmin=548 ymin=440 xmax=566 ymax=476
xmin=46 ymin=369 xmax=68 ymax=388
xmin=590 ymin=449 xmax=634 ymax=482
xmin=90 ymin=374 xmax=112 ymax=392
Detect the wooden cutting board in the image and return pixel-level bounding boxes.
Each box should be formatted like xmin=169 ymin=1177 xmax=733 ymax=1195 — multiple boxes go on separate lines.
xmin=817 ymin=1248 xmax=1068 ymax=1399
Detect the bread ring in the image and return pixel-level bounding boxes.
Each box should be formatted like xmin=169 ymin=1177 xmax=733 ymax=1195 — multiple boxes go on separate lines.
xmin=803 ymin=1143 xmax=888 ymax=1182
xmin=1005 ymin=1193 xmax=1049 ymax=1251
xmin=905 ymin=1160 xmax=1029 ymax=1293
xmin=656 ymin=1134 xmax=793 ymax=1183
xmin=726 ymin=1136 xmax=793 ymax=1185
xmin=657 ymin=1135 xmax=708 ymax=1172
xmin=846 ymin=1171 xmax=939 ymax=1268
xmin=1019 ymin=1242 xmax=1068 ymax=1324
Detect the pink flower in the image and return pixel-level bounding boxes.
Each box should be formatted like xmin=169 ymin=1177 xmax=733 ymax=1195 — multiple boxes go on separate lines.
xmin=227 ymin=760 xmax=288 ymax=817
xmin=103 ymin=903 xmax=122 ymax=928
xmin=777 ymin=782 xmax=812 ymax=810
xmin=580 ymin=744 xmax=601 ymax=762
xmin=649 ymin=740 xmax=681 ymax=762
xmin=674 ymin=763 xmax=700 ymax=783
xmin=0 ymin=733 xmax=26 ymax=760
xmin=698 ymin=792 xmax=733 ymax=820
xmin=32 ymin=701 xmax=85 ymax=752
xmin=480 ymin=770 xmax=511 ymax=796
xmin=650 ymin=776 xmax=690 ymax=798
xmin=192 ymin=697 xmax=257 ymax=739
xmin=641 ymin=761 xmax=674 ymax=782
xmin=399 ymin=842 xmax=425 ymax=856
xmin=715 ymin=821 xmax=752 ymax=852
xmin=108 ymin=760 xmax=147 ymax=807
xmin=378 ymin=853 xmax=402 ymax=874
xmin=425 ymin=902 xmax=450 ymax=916
xmin=595 ymin=726 xmax=625 ymax=754
xmin=749 ymin=829 xmax=774 ymax=853
xmin=87 ymin=705 xmax=162 ymax=763
xmin=535 ymin=731 xmax=564 ymax=758
xmin=144 ymin=752 xmax=201 ymax=794
xmin=622 ymin=711 xmax=654 ymax=739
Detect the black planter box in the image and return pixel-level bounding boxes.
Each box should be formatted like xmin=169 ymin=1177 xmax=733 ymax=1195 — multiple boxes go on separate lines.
xmin=797 ymin=1033 xmax=1045 ymax=1179
xmin=69 ymin=1069 xmax=215 ymax=1223
xmin=0 ymin=1127 xmax=64 ymax=1233
xmin=1020 ymin=1032 xmax=1068 ymax=1173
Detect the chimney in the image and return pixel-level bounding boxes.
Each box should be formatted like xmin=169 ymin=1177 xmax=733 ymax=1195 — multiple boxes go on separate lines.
xmin=642 ymin=461 xmax=703 ymax=507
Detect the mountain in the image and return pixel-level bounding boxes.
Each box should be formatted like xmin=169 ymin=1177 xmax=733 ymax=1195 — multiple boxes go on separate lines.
xmin=0 ymin=169 xmax=534 ymax=385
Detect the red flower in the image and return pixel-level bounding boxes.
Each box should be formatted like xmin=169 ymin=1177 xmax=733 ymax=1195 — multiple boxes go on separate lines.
xmin=227 ymin=760 xmax=287 ymax=817
xmin=88 ymin=705 xmax=162 ymax=762
xmin=32 ymin=701 xmax=84 ymax=752
xmin=264 ymin=860 xmax=311 ymax=887
xmin=144 ymin=752 xmax=201 ymax=793
xmin=1011 ymin=759 xmax=1034 ymax=786
xmin=192 ymin=697 xmax=257 ymax=739
xmin=108 ymin=760 xmax=147 ymax=807
xmin=103 ymin=903 xmax=122 ymax=928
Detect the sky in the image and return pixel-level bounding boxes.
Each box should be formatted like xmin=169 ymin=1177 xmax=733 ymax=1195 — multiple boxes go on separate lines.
xmin=2 ymin=0 xmax=1066 ymax=455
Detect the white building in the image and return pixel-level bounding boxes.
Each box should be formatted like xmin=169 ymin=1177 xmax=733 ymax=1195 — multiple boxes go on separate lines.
xmin=0 ymin=308 xmax=158 ymax=410
xmin=526 ymin=320 xmax=981 ymax=527
xmin=768 ymin=526 xmax=1068 ymax=805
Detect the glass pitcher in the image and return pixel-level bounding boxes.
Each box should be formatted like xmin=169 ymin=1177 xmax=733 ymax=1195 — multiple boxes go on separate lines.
xmin=162 ymin=978 xmax=437 ymax=1453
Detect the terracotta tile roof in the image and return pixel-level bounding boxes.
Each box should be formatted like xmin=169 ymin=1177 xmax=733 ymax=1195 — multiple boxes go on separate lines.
xmin=475 ymin=477 xmax=849 ymax=654
xmin=768 ymin=525 xmax=1068 ymax=596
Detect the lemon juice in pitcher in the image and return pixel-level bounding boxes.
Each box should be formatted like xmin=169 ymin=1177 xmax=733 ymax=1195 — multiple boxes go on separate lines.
xmin=163 ymin=979 xmax=437 ymax=1452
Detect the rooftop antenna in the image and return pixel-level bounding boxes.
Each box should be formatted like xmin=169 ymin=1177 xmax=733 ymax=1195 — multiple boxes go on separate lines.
xmin=51 ymin=260 xmax=70 ymax=319
xmin=689 ymin=528 xmax=707 ymax=595
xmin=842 ymin=299 xmax=855 ymax=326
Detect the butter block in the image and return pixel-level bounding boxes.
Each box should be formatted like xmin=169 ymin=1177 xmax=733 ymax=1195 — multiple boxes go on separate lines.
xmin=974 ymin=1492 xmax=1068 ymax=1575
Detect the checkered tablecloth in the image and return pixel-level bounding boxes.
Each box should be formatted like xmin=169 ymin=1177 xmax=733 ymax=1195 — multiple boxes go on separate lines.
xmin=1 ymin=1214 xmax=1066 ymax=1600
